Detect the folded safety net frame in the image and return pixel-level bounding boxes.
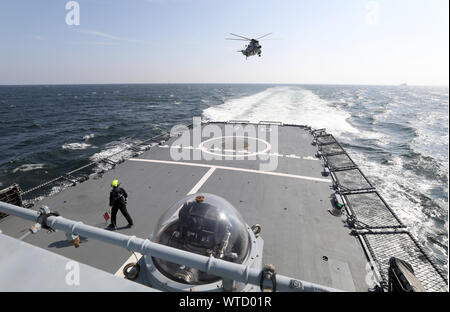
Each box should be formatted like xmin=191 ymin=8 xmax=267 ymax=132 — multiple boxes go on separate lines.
xmin=312 ymin=128 xmax=448 ymax=292
xmin=315 ymin=130 xmax=399 ymax=229
xmin=362 ymin=231 xmax=448 ymax=292
xmin=0 ymin=184 xmax=23 ymax=221
xmin=332 ymin=168 xmax=375 ymax=192
xmin=342 ymin=191 xmax=405 ymax=229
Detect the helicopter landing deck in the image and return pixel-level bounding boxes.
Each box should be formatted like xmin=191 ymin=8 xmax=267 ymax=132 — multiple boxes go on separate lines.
xmin=0 ymin=122 xmax=372 ymax=291
xmin=0 ymin=122 xmax=445 ymax=291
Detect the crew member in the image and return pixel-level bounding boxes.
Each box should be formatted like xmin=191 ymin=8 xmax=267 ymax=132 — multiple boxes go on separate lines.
xmin=108 ymin=179 xmax=133 ymax=229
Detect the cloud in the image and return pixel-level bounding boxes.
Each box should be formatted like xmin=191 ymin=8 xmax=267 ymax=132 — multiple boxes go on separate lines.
xmin=78 ymin=30 xmax=121 ymax=41
xmin=69 ymin=41 xmax=121 ymax=46
xmin=74 ymin=29 xmax=150 ymax=45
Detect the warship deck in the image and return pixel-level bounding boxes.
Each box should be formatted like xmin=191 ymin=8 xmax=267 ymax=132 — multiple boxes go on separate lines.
xmin=1 ymin=121 xmax=447 ymax=292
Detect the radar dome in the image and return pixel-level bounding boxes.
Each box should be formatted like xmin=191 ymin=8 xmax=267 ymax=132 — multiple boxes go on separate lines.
xmin=151 ymin=193 xmax=251 ymax=285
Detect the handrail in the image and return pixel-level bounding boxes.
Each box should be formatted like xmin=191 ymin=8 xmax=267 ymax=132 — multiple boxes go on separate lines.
xmin=0 ymin=201 xmax=341 ymax=293
xmin=21 ymin=131 xmax=171 ymax=197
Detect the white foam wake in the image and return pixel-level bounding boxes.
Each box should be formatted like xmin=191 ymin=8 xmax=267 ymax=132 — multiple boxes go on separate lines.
xmin=83 ymin=133 xmax=95 ymax=141
xmin=202 ymin=86 xmax=358 ymax=135
xmin=12 ymin=164 xmax=45 ymax=173
xmin=62 ymin=143 xmax=92 ymax=150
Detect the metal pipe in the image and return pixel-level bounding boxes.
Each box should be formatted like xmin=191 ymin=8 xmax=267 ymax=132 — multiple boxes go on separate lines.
xmin=0 ymin=201 xmax=39 ymax=222
xmin=0 ymin=201 xmax=341 ymax=292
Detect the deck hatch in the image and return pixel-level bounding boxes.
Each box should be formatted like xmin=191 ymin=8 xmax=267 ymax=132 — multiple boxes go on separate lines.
xmin=362 ymin=231 xmax=448 ymax=292
xmin=343 ymin=192 xmax=404 ymax=229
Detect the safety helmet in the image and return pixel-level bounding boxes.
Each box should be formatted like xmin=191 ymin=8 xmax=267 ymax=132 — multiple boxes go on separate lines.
xmin=111 ymin=179 xmax=119 ymax=187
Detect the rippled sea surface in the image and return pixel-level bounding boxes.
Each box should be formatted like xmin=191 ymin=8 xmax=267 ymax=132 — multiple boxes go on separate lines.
xmin=0 ymin=84 xmax=448 ymax=272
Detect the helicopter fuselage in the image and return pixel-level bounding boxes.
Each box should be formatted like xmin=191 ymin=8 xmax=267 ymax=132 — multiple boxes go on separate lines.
xmin=241 ymin=40 xmax=262 ymax=58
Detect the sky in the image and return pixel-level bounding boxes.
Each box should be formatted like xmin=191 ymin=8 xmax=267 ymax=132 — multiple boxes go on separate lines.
xmin=0 ymin=0 xmax=448 ymax=85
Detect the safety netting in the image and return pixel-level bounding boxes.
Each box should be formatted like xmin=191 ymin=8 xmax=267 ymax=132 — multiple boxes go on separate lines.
xmin=0 ymin=184 xmax=23 ymax=220
xmin=316 ymin=134 xmax=337 ymax=145
xmin=333 ymin=169 xmax=374 ymax=191
xmin=320 ymin=143 xmax=345 ymax=155
xmin=325 ymin=154 xmax=357 ymax=170
xmin=312 ymin=128 xmax=448 ymax=292
xmin=343 ymin=192 xmax=404 ymax=229
xmin=362 ymin=232 xmax=448 ymax=292
xmin=17 ymin=132 xmax=171 ymax=206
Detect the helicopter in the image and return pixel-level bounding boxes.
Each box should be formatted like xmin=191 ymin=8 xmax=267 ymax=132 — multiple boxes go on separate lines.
xmin=226 ymin=33 xmax=272 ymax=59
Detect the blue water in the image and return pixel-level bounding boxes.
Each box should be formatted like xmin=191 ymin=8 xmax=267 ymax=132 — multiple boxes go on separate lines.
xmin=0 ymin=83 xmax=448 ymax=272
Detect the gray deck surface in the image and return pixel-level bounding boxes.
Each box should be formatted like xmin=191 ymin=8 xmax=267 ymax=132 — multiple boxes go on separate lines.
xmin=0 ymin=233 xmax=156 ymax=292
xmin=0 ymin=124 xmax=370 ymax=291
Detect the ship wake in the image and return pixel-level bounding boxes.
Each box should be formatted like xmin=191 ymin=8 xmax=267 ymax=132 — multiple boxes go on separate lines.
xmin=202 ymin=86 xmax=358 ymax=135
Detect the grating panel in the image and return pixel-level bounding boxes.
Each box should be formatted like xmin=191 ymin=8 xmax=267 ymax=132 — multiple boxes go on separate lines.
xmin=326 ymin=154 xmax=356 ymax=170
xmin=344 ymin=192 xmax=403 ymax=229
xmin=317 ymin=135 xmax=336 ymax=145
xmin=314 ymin=128 xmax=447 ymax=292
xmin=320 ymin=143 xmax=344 ymax=155
xmin=363 ymin=232 xmax=448 ymax=292
xmin=334 ymin=169 xmax=373 ymax=191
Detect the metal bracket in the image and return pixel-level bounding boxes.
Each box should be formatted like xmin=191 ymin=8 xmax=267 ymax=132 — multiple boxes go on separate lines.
xmin=260 ymin=264 xmax=277 ymax=292
xmin=251 ymin=224 xmax=262 ymax=238
xmin=37 ymin=205 xmax=60 ymax=232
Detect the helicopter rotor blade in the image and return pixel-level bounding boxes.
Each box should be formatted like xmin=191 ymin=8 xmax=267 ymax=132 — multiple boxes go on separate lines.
xmin=256 ymin=33 xmax=272 ymax=40
xmin=226 ymin=38 xmax=249 ymax=41
xmin=230 ymin=33 xmax=252 ymax=41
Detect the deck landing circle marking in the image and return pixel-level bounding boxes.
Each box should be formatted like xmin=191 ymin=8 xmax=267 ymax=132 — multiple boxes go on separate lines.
xmin=199 ymin=136 xmax=271 ymax=158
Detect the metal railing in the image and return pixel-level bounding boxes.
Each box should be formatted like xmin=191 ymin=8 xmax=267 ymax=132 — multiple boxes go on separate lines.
xmin=0 ymin=201 xmax=341 ymax=292
xmin=19 ymin=131 xmax=172 ymax=201
xmin=312 ymin=127 xmax=448 ymax=292
xmin=0 ymin=184 xmax=23 ymax=220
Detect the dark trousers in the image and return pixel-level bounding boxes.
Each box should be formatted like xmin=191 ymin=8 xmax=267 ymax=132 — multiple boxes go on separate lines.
xmin=111 ymin=205 xmax=133 ymax=227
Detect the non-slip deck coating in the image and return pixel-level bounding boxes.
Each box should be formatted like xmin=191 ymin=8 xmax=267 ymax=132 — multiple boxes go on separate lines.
xmin=2 ymin=122 xmax=445 ymax=292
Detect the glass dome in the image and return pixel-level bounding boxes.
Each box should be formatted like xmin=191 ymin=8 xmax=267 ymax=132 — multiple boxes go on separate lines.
xmin=151 ymin=193 xmax=251 ymax=285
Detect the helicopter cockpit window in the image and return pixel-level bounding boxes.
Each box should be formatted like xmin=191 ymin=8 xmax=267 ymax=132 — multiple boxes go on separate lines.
xmin=151 ymin=193 xmax=251 ymax=285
